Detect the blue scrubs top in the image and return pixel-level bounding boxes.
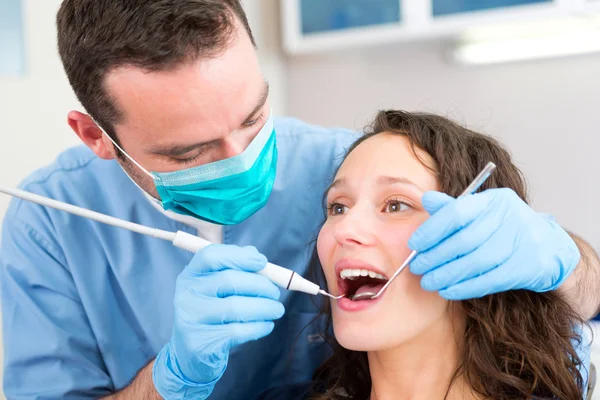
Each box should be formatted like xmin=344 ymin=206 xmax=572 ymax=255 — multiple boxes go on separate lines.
xmin=0 ymin=117 xmax=358 ymax=399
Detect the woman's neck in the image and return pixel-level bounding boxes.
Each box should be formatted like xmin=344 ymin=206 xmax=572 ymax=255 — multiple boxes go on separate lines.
xmin=367 ymin=309 xmax=476 ymax=400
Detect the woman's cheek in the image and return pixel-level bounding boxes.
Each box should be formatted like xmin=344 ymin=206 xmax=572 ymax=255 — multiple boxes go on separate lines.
xmin=385 ymin=218 xmax=423 ymax=257
xmin=317 ymin=223 xmax=336 ymax=287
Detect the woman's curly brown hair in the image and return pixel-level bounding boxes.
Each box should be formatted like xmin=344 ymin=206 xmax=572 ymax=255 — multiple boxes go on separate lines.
xmin=308 ymin=110 xmax=587 ymax=400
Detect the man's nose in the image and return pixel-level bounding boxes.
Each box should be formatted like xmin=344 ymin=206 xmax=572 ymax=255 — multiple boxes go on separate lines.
xmin=220 ymin=138 xmax=245 ymax=159
xmin=332 ymin=208 xmax=376 ymax=247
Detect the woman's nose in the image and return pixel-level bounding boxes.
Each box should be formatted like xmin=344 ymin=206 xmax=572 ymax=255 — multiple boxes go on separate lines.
xmin=332 ymin=208 xmax=376 ymax=247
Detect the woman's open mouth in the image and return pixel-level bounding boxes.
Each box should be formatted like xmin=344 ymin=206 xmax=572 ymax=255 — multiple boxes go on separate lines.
xmin=337 ymin=267 xmax=389 ymax=301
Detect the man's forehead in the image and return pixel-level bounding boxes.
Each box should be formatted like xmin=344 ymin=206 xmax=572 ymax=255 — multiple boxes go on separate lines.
xmin=104 ymin=64 xmax=265 ymax=142
xmin=103 ymin=21 xmax=264 ymax=138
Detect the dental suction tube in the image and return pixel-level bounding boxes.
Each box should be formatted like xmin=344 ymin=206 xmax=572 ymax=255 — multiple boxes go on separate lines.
xmin=171 ymin=230 xmax=320 ymax=294
xmin=0 ymin=185 xmax=321 ymax=296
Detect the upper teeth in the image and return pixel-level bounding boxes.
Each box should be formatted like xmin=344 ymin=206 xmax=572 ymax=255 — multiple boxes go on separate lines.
xmin=340 ymin=269 xmax=387 ymax=280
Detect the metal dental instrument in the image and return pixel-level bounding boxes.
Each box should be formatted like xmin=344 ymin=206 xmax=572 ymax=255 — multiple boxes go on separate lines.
xmin=351 ymin=162 xmax=497 ymax=301
xmin=0 ymin=184 xmax=343 ymax=300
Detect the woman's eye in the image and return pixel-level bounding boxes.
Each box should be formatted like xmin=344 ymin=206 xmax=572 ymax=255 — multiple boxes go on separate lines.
xmin=328 ymin=203 xmax=348 ymax=215
xmin=385 ymin=201 xmax=410 ymax=213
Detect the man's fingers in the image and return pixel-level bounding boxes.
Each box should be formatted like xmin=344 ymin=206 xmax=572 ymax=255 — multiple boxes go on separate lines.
xmin=421 ymin=191 xmax=454 ymax=215
xmin=409 ymin=191 xmax=496 ymax=253
xmin=196 ymin=296 xmax=285 ymax=325
xmin=438 ymin=263 xmax=521 ymax=300
xmin=186 ymin=244 xmax=267 ymax=274
xmin=189 ymin=322 xmax=277 ymax=353
xmin=410 ymin=210 xmax=503 ymax=275
xmin=228 ymin=322 xmax=276 ymax=347
xmin=419 ymin=233 xmax=513 ymax=292
xmin=214 ymin=269 xmax=281 ymax=299
xmin=182 ymin=269 xmax=281 ymax=299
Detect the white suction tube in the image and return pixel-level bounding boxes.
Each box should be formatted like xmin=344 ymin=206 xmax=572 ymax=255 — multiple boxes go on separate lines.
xmin=0 ymin=185 xmax=322 ymax=296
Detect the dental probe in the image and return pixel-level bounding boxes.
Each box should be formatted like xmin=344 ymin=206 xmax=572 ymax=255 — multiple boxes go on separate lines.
xmin=0 ymin=184 xmax=342 ymax=300
xmin=351 ymin=162 xmax=497 ymax=301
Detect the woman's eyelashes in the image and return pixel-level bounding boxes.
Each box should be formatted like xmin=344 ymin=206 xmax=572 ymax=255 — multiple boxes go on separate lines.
xmin=327 ymin=201 xmax=349 ymax=216
xmin=326 ymin=196 xmax=414 ymax=216
xmin=383 ymin=197 xmax=412 ymax=213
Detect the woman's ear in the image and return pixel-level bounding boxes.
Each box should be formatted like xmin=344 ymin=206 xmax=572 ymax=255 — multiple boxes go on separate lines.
xmin=67 ymin=111 xmax=115 ymax=160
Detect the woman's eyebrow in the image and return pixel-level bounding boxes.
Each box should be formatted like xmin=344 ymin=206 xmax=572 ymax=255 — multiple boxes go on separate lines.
xmin=376 ymin=176 xmax=424 ymax=192
xmin=324 ymin=177 xmax=346 ymax=199
xmin=324 ymin=175 xmax=424 ymax=199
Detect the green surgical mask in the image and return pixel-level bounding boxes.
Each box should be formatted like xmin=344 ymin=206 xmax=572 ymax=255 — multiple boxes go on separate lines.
xmin=103 ymin=113 xmax=278 ymax=225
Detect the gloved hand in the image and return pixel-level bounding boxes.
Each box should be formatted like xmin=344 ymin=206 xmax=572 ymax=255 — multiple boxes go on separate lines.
xmin=152 ymin=244 xmax=285 ymax=399
xmin=408 ymin=188 xmax=580 ymax=300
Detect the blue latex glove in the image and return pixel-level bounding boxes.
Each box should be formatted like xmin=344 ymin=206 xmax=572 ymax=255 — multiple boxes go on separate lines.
xmin=408 ymin=188 xmax=580 ymax=300
xmin=152 ymin=244 xmax=285 ymax=399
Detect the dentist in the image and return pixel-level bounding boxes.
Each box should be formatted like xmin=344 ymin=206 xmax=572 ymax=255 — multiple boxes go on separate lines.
xmin=1 ymin=1 xmax=598 ymax=399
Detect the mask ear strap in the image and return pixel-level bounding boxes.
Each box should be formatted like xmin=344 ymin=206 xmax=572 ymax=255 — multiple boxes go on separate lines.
xmin=98 ymin=125 xmax=154 ymax=179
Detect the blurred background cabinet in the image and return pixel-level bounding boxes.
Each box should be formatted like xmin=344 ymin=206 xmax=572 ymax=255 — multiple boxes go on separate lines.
xmin=283 ymin=0 xmax=600 ymax=55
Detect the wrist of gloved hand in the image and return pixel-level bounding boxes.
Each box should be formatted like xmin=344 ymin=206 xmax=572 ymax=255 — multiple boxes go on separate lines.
xmin=153 ymin=342 xmax=226 ymax=400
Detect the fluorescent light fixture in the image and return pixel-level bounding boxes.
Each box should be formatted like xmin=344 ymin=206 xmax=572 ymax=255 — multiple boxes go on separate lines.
xmin=449 ymin=17 xmax=600 ymax=65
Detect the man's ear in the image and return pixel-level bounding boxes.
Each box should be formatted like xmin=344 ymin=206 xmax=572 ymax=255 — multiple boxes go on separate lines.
xmin=67 ymin=111 xmax=115 ymax=160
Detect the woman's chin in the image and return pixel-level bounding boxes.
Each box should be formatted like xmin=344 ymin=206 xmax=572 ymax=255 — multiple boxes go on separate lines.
xmin=333 ymin=319 xmax=415 ymax=352
xmin=332 ymin=305 xmax=447 ymax=352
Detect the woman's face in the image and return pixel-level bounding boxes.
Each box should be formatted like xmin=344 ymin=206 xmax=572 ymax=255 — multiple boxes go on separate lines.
xmin=317 ymin=133 xmax=449 ymax=351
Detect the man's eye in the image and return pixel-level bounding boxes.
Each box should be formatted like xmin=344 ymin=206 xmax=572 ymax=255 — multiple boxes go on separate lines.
xmin=173 ymin=151 xmax=203 ymax=164
xmin=328 ymin=203 xmax=348 ymax=215
xmin=244 ymin=112 xmax=265 ymax=127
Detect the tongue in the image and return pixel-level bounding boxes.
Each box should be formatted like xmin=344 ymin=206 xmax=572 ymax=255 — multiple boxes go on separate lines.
xmin=354 ymin=282 xmax=386 ymax=297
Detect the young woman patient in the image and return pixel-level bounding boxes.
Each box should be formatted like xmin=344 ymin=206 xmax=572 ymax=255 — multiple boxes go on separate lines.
xmin=259 ymin=110 xmax=589 ymax=400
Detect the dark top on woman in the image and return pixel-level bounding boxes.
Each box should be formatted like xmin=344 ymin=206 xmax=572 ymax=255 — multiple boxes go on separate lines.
xmin=257 ymin=381 xmax=317 ymax=400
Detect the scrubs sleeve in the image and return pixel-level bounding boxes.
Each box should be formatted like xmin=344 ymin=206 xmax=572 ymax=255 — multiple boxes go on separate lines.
xmin=0 ymin=203 xmax=113 ymax=399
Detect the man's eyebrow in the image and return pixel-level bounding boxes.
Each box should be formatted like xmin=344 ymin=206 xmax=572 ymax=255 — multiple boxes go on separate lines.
xmin=244 ymin=81 xmax=269 ymax=123
xmin=149 ymin=139 xmax=218 ymax=158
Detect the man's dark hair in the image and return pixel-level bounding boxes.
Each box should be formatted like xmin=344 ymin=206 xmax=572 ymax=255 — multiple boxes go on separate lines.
xmin=57 ymin=0 xmax=255 ymax=143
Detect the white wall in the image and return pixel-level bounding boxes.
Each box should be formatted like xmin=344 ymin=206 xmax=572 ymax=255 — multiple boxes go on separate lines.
xmin=287 ymin=40 xmax=600 ymax=253
xmin=0 ymin=1 xmax=79 ymax=397
xmin=0 ymin=0 xmax=81 ymax=221
xmin=242 ymin=0 xmax=288 ymax=117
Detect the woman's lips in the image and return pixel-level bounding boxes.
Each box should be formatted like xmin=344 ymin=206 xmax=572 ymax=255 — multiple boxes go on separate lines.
xmin=337 ymin=295 xmax=383 ymax=311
